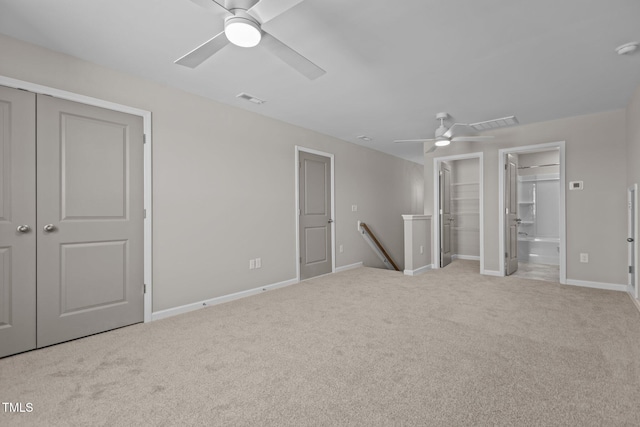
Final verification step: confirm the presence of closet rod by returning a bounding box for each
[517,163,559,170]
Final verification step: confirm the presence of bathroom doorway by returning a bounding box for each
[498,142,566,284]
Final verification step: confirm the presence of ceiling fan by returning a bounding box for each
[394,112,518,153]
[175,0,325,80]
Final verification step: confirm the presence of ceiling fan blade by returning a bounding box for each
[247,0,305,24]
[394,138,436,144]
[175,31,230,68]
[442,123,475,139]
[426,145,438,153]
[450,135,495,142]
[260,32,325,80]
[189,0,232,14]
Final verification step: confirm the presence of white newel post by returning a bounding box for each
[402,215,432,276]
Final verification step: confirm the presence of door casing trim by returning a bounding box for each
[498,141,566,284]
[295,146,335,281]
[433,152,484,273]
[628,183,639,298]
[0,75,153,322]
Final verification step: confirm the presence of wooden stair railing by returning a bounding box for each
[359,222,400,271]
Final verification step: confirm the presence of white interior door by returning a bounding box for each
[505,153,519,275]
[629,184,638,299]
[36,94,144,348]
[440,161,452,267]
[299,151,332,280]
[0,86,36,358]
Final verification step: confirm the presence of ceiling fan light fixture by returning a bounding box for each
[615,42,638,55]
[435,138,450,147]
[225,15,262,48]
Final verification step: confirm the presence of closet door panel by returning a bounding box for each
[36,94,144,348]
[0,86,36,358]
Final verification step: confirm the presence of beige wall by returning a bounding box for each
[0,34,423,312]
[426,109,628,285]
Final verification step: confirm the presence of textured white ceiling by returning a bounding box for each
[1,0,639,164]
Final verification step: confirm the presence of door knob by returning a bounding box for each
[17,225,31,233]
[515,218,522,224]
[43,224,56,233]
[629,238,635,243]
[328,219,334,224]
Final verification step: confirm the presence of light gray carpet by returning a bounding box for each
[2,260,640,426]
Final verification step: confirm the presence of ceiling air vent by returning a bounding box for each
[470,116,518,131]
[236,92,265,105]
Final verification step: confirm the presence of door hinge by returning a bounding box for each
[143,134,147,144]
[630,266,634,274]
[143,284,147,293]
[505,164,507,170]
[143,209,147,218]
[505,252,508,259]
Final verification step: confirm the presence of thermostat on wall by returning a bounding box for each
[569,181,583,190]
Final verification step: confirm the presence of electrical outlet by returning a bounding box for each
[255,258,261,268]
[249,259,255,269]
[351,205,358,212]
[420,245,424,254]
[339,244,344,253]
[569,181,584,190]
[580,253,589,263]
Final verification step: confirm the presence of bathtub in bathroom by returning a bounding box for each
[517,236,559,265]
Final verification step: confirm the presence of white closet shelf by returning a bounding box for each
[518,236,559,243]
[518,176,559,183]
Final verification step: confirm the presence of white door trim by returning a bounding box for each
[432,152,484,273]
[628,184,639,298]
[498,141,566,284]
[295,146,335,281]
[0,75,154,322]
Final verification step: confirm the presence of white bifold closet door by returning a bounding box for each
[0,86,144,358]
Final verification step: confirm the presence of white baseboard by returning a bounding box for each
[404,264,434,276]
[151,277,298,321]
[452,255,480,261]
[335,262,363,273]
[565,279,627,292]
[482,269,503,277]
[628,293,640,313]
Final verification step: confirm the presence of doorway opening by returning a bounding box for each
[498,142,566,284]
[433,152,484,272]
